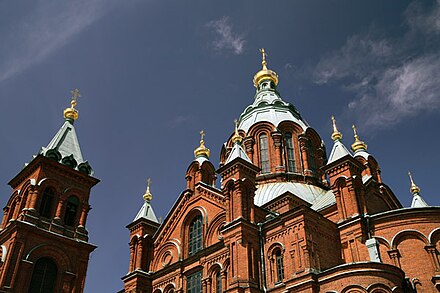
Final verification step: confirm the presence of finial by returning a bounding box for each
[260,48,268,70]
[63,88,80,122]
[143,178,153,202]
[232,119,243,144]
[194,130,210,158]
[408,171,421,195]
[331,116,342,141]
[351,124,367,152]
[253,48,279,88]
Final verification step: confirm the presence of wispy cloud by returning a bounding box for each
[206,16,245,55]
[0,1,116,83]
[313,0,440,130]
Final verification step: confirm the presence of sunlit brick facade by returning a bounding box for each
[123,54,440,293]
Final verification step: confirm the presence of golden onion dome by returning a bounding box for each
[331,116,343,141]
[408,171,421,195]
[253,48,279,88]
[143,178,153,202]
[351,125,367,152]
[194,130,210,158]
[64,89,80,121]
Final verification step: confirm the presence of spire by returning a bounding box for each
[134,178,159,222]
[194,130,210,159]
[226,120,252,165]
[327,116,351,164]
[331,116,342,141]
[64,89,80,123]
[408,171,429,208]
[38,89,93,175]
[231,119,243,144]
[253,48,279,88]
[408,171,421,195]
[143,178,153,202]
[351,125,367,153]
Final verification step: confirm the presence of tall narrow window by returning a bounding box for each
[259,134,270,173]
[307,140,316,173]
[64,196,79,227]
[28,258,57,293]
[187,271,202,293]
[215,271,222,293]
[285,133,296,173]
[188,215,203,256]
[39,188,54,218]
[275,249,284,283]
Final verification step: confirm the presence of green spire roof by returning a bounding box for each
[39,119,93,176]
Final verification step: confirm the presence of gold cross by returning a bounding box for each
[147,178,151,189]
[70,89,81,101]
[200,130,205,141]
[260,48,267,63]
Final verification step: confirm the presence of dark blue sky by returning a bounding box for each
[1,1,439,292]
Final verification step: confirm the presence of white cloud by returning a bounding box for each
[0,1,116,83]
[312,1,440,130]
[206,16,245,55]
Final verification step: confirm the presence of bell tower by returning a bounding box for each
[0,90,99,293]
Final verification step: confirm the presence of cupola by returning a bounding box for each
[253,48,279,89]
[351,125,367,153]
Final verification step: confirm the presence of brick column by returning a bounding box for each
[54,199,65,220]
[78,205,89,227]
[28,189,39,211]
[129,243,136,272]
[135,239,144,270]
[271,131,284,172]
[388,250,401,268]
[425,245,440,272]
[299,137,311,176]
[243,137,255,163]
[221,270,227,291]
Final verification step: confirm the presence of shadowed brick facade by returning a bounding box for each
[0,96,99,292]
[122,54,440,293]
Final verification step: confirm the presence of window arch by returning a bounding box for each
[28,257,58,293]
[285,132,296,172]
[259,134,270,173]
[188,215,203,256]
[39,188,55,218]
[64,196,79,227]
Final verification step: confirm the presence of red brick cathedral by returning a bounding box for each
[122,51,440,293]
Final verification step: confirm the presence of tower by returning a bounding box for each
[0,90,99,292]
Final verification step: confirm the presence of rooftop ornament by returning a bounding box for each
[64,88,80,122]
[194,130,210,159]
[143,178,153,202]
[253,48,279,88]
[351,125,367,152]
[408,171,421,195]
[331,116,342,141]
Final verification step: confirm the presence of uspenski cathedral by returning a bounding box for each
[0,50,439,293]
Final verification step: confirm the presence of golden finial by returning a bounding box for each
[331,116,343,141]
[194,130,210,158]
[408,171,421,195]
[232,119,243,144]
[253,48,279,87]
[351,124,367,152]
[63,89,80,121]
[260,48,268,70]
[143,178,153,202]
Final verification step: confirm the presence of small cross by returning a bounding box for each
[200,130,205,141]
[234,119,238,130]
[70,89,81,101]
[147,178,151,189]
[352,125,358,136]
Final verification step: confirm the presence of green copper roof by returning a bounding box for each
[39,119,93,176]
[134,201,159,223]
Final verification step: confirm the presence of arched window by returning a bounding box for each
[28,257,57,293]
[215,271,222,293]
[188,215,203,256]
[64,196,79,227]
[275,249,284,283]
[259,134,270,173]
[39,188,55,218]
[187,271,202,293]
[285,133,296,172]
